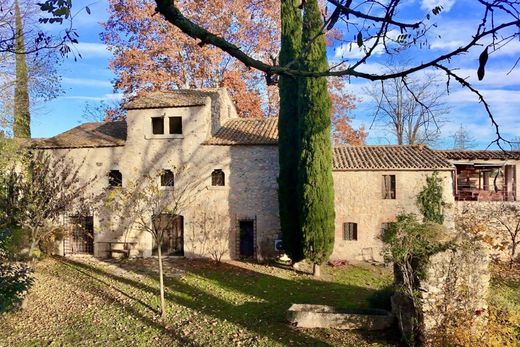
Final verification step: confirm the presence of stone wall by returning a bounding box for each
[421,242,490,345]
[331,170,455,262]
[392,240,490,346]
[456,201,519,262]
[43,90,282,261]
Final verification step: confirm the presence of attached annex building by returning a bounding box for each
[32,89,520,262]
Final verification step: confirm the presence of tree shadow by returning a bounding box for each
[58,257,201,346]
[60,257,398,346]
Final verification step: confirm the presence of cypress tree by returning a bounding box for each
[278,0,303,262]
[13,0,31,138]
[298,0,335,276]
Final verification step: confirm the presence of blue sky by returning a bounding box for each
[31,0,520,149]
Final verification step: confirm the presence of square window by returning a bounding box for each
[152,117,164,135]
[169,117,182,135]
[382,175,396,199]
[161,170,174,187]
[108,170,122,187]
[343,223,358,241]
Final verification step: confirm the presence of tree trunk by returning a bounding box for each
[157,245,166,317]
[13,0,31,139]
[510,237,517,269]
[313,263,320,277]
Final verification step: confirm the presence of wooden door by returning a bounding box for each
[153,214,184,256]
[239,220,255,258]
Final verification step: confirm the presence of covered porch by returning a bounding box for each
[453,163,516,201]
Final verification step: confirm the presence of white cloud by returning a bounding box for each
[334,31,400,60]
[60,93,123,102]
[74,42,112,59]
[62,77,112,88]
[421,0,456,13]
[446,88,520,104]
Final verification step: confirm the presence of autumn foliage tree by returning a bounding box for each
[102,0,279,118]
[102,0,364,139]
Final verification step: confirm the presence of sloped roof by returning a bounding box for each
[204,117,278,145]
[435,150,520,161]
[30,117,457,171]
[123,90,218,109]
[333,145,453,171]
[31,121,126,149]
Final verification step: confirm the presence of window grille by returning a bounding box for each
[343,222,358,240]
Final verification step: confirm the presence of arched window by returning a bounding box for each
[211,169,225,186]
[161,169,174,187]
[108,170,122,187]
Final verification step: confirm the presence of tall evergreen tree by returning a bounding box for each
[278,0,303,262]
[13,0,30,138]
[298,0,335,276]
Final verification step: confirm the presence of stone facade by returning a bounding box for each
[41,90,281,261]
[331,170,454,262]
[35,88,518,264]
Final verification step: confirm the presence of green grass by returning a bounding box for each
[0,257,397,346]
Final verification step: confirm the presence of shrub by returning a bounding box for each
[0,229,33,313]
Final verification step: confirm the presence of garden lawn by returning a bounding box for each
[0,257,396,347]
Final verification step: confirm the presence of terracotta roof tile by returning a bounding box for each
[435,150,520,161]
[204,117,278,145]
[31,121,126,149]
[30,117,471,171]
[333,145,453,170]
[123,90,220,109]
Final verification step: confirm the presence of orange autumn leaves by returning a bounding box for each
[102,0,366,144]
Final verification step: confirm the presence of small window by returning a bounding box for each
[161,170,174,187]
[152,117,164,135]
[211,169,225,186]
[169,117,182,134]
[108,170,122,187]
[343,223,358,241]
[382,175,396,199]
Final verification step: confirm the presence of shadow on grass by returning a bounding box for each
[58,258,200,347]
[59,257,397,346]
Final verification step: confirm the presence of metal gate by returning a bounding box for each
[64,216,94,255]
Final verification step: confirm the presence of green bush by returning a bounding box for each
[0,229,33,313]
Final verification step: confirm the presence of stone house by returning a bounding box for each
[31,89,520,262]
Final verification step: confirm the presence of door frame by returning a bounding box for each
[236,217,256,259]
[64,215,94,255]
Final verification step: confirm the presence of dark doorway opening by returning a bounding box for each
[239,220,255,259]
[65,216,94,255]
[153,214,184,256]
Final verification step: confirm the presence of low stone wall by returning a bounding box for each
[287,304,394,330]
[421,243,490,345]
[392,240,490,346]
[456,201,518,262]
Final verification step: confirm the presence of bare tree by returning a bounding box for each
[138,0,520,147]
[0,0,90,57]
[104,166,200,317]
[367,68,448,145]
[491,203,520,269]
[187,205,230,263]
[81,100,126,123]
[452,124,477,150]
[0,151,94,256]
